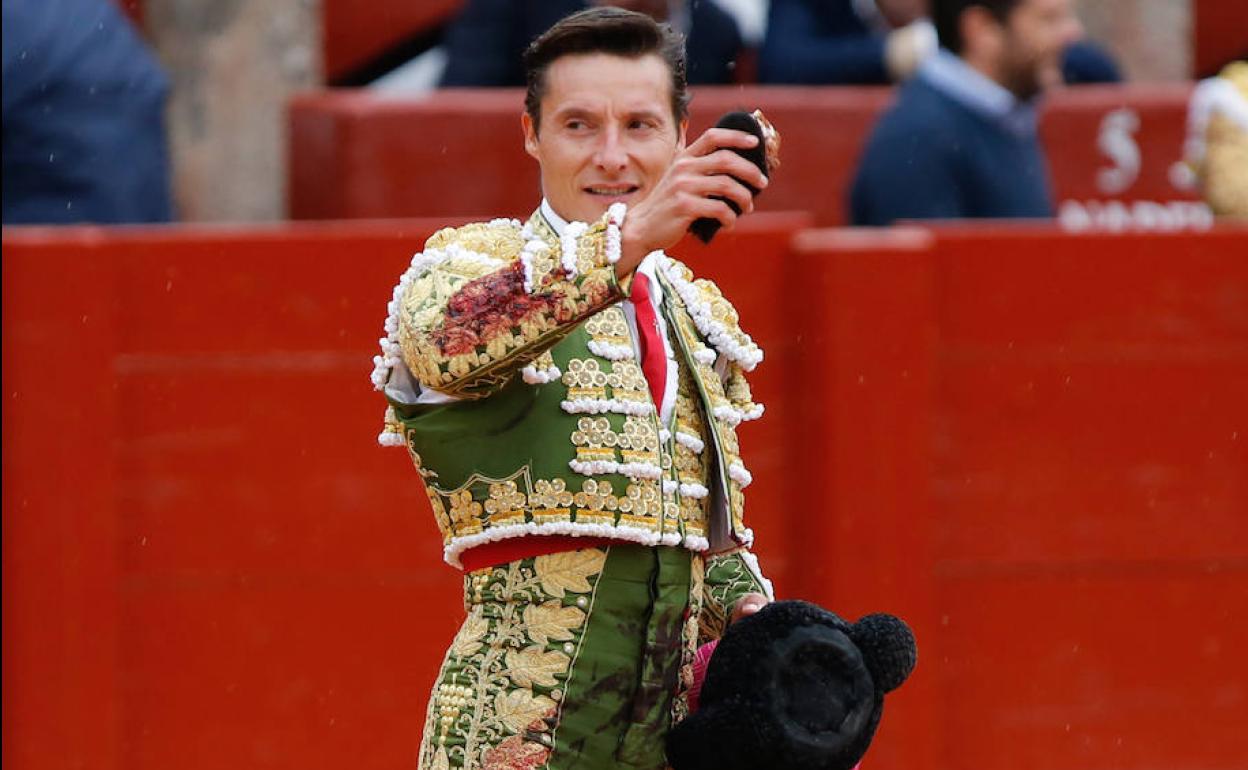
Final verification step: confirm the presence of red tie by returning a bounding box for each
[630,272,666,408]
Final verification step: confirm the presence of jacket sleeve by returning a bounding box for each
[699,547,775,645]
[372,208,627,405]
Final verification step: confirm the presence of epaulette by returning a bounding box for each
[424,218,525,258]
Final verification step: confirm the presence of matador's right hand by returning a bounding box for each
[617,128,768,276]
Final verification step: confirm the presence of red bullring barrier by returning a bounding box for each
[788,224,1248,770]
[289,84,1203,228]
[4,219,1246,770]
[1,215,803,770]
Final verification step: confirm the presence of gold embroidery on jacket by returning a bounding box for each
[531,479,574,523]
[427,473,675,542]
[584,306,631,349]
[531,349,557,374]
[449,490,485,535]
[699,551,769,648]
[673,370,711,536]
[570,416,616,464]
[394,219,759,557]
[605,360,650,405]
[573,478,619,512]
[618,415,660,466]
[485,480,529,528]
[562,358,609,399]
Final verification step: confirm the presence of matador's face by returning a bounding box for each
[522,52,687,224]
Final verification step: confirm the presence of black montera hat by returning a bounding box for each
[667,600,917,770]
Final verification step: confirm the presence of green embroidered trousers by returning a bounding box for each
[417,544,765,770]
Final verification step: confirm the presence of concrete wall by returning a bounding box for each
[146,0,321,221]
[1076,0,1192,82]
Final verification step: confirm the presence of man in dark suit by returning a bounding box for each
[760,0,1118,85]
[2,0,174,224]
[849,0,1085,225]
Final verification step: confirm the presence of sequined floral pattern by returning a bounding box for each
[418,549,609,770]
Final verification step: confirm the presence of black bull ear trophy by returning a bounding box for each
[689,109,782,244]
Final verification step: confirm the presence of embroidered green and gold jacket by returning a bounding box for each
[372,206,766,570]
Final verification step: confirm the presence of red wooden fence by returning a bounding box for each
[289,85,1205,229]
[4,218,1246,769]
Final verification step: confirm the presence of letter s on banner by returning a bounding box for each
[1096,108,1141,195]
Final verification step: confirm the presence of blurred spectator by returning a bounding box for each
[848,0,1083,226]
[2,0,174,225]
[440,0,744,87]
[760,0,1119,85]
[761,0,937,83]
[1060,37,1120,85]
[1183,60,1248,220]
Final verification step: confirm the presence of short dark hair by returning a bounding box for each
[932,0,1023,54]
[523,7,690,132]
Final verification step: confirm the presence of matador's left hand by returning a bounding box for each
[730,592,770,624]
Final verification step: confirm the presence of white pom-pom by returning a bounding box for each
[521,364,563,384]
[728,462,753,489]
[675,431,705,454]
[377,431,405,447]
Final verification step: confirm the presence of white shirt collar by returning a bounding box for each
[920,49,1038,136]
[539,198,569,236]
